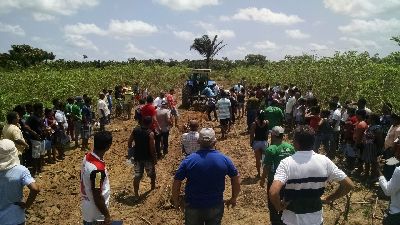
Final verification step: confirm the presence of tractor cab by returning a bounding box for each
[182,69,216,107]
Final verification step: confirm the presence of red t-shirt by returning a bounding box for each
[166,94,176,108]
[309,115,321,131]
[141,103,157,129]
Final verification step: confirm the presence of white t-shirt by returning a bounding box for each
[285,97,296,114]
[182,131,200,155]
[81,152,110,222]
[216,98,231,120]
[379,167,400,214]
[55,110,68,130]
[153,97,165,109]
[330,108,342,132]
[97,99,110,118]
[274,151,347,225]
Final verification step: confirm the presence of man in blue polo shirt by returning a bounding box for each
[172,128,241,225]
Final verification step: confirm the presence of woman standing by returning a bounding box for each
[250,114,269,178]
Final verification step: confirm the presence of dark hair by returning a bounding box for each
[6,111,18,124]
[13,104,26,116]
[44,108,52,115]
[139,99,146,104]
[320,110,330,118]
[67,97,74,104]
[293,125,315,150]
[329,101,338,110]
[142,116,152,126]
[356,109,367,119]
[240,88,246,94]
[33,102,43,112]
[310,106,321,114]
[146,95,154,103]
[52,98,60,106]
[347,107,356,116]
[368,113,380,125]
[84,97,92,105]
[94,131,113,151]
[358,97,367,106]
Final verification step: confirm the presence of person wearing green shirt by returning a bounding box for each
[260,126,295,225]
[71,97,83,148]
[263,99,284,130]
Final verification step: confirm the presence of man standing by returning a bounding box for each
[260,126,295,225]
[383,112,400,180]
[216,91,231,139]
[263,99,284,130]
[181,120,200,156]
[379,137,400,225]
[127,116,157,198]
[155,101,172,157]
[329,102,342,158]
[80,131,113,225]
[0,139,40,225]
[269,125,354,225]
[166,89,178,127]
[285,89,296,129]
[172,128,241,225]
[141,96,161,135]
[98,93,110,132]
[2,112,29,156]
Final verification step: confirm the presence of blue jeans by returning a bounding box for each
[185,203,224,225]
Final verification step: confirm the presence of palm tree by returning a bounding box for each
[190,35,226,68]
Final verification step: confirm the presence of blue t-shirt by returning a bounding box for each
[0,165,35,225]
[202,87,215,97]
[175,149,238,208]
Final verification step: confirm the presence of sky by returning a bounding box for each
[0,0,399,61]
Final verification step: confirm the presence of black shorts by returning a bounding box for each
[220,118,230,126]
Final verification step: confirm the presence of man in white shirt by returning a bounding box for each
[329,102,342,158]
[379,137,400,225]
[181,120,200,155]
[269,125,354,225]
[153,92,165,109]
[285,89,296,128]
[98,93,110,131]
[216,91,231,139]
[81,131,113,225]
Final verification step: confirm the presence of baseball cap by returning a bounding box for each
[271,126,285,136]
[199,128,216,142]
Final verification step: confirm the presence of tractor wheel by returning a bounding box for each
[181,85,191,108]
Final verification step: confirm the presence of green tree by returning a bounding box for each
[244,54,267,66]
[190,35,226,68]
[1,44,55,68]
[391,35,400,46]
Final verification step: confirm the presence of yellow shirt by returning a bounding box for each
[2,124,26,154]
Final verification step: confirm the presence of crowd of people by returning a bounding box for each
[1,80,400,225]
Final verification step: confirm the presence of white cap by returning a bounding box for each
[199,128,216,142]
[271,126,285,136]
[0,139,20,171]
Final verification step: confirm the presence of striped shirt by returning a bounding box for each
[182,131,200,155]
[274,150,347,225]
[216,98,231,120]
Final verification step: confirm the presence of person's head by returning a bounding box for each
[52,98,60,108]
[307,85,312,91]
[75,96,84,106]
[169,89,175,95]
[368,113,380,125]
[84,97,92,106]
[44,108,53,117]
[332,95,339,103]
[189,120,199,132]
[298,98,306,106]
[67,97,74,104]
[198,128,216,149]
[146,95,154,104]
[161,100,168,108]
[293,125,315,151]
[83,94,88,100]
[320,110,330,119]
[310,106,321,115]
[283,85,289,91]
[33,102,44,117]
[108,90,113,95]
[6,111,19,125]
[220,91,227,98]
[357,97,367,109]
[102,89,107,94]
[307,97,318,107]
[142,116,153,128]
[139,99,146,105]
[13,105,26,117]
[382,102,393,115]
[356,109,367,121]
[294,92,301,99]
[271,126,284,143]
[0,139,20,171]
[159,91,165,98]
[391,112,400,125]
[347,107,356,117]
[329,101,338,110]
[93,131,113,154]
[99,93,105,100]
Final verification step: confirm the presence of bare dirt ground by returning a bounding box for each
[26,94,391,225]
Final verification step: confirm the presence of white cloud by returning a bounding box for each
[226,7,304,25]
[338,18,400,35]
[126,43,169,59]
[254,40,279,51]
[65,34,98,51]
[173,31,196,41]
[32,12,55,21]
[285,29,310,39]
[108,20,158,38]
[154,0,219,11]
[0,22,25,36]
[64,23,106,36]
[340,37,380,49]
[309,43,328,50]
[323,0,400,18]
[126,43,148,57]
[206,29,235,39]
[0,0,99,17]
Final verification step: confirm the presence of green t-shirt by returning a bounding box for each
[71,104,82,121]
[263,106,284,129]
[263,142,295,181]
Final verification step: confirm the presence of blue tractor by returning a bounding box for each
[182,69,216,107]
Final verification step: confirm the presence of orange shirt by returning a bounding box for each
[353,120,368,144]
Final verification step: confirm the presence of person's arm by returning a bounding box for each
[321,177,354,204]
[91,171,111,225]
[16,182,40,210]
[149,132,157,164]
[225,175,241,208]
[128,130,135,149]
[379,168,400,196]
[249,122,256,146]
[172,179,182,210]
[269,180,287,211]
